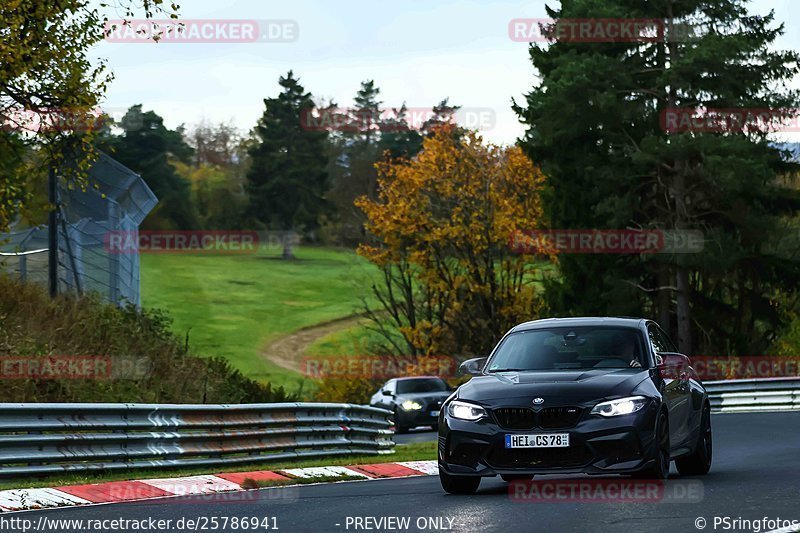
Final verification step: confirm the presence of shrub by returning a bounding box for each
[0,274,296,403]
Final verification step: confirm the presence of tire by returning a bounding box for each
[676,403,712,476]
[439,467,481,494]
[501,474,534,482]
[635,411,670,479]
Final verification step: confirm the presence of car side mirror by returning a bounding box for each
[382,389,393,397]
[459,357,488,376]
[657,352,690,380]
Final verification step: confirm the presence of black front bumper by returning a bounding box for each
[438,401,660,477]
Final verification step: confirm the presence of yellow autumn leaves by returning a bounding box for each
[356,126,553,356]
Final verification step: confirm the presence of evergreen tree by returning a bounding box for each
[327,80,384,245]
[515,0,800,354]
[422,98,462,136]
[379,104,423,159]
[246,71,329,258]
[101,105,198,230]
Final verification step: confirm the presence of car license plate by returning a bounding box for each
[431,410,440,417]
[505,433,570,448]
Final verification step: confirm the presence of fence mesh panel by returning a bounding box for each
[0,153,157,307]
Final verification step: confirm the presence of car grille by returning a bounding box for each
[539,406,582,429]
[493,408,536,430]
[493,406,583,430]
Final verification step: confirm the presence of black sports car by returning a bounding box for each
[370,376,451,433]
[438,317,712,494]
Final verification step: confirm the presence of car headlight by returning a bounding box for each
[447,400,487,421]
[401,400,423,411]
[590,396,648,417]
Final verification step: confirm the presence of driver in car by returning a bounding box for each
[613,332,642,368]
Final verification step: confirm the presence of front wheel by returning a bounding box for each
[676,403,712,476]
[439,467,480,494]
[635,411,670,479]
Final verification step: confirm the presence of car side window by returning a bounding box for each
[656,326,678,353]
[383,380,396,394]
[647,324,667,354]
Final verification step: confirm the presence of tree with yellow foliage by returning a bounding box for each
[356,126,553,357]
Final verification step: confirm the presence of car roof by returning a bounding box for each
[394,376,442,381]
[510,316,648,333]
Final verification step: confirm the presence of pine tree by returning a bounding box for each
[378,104,423,159]
[247,71,329,258]
[421,98,462,136]
[102,105,198,230]
[327,81,385,244]
[515,0,800,354]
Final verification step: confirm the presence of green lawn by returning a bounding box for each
[140,247,556,392]
[306,260,559,357]
[141,247,378,390]
[305,322,391,356]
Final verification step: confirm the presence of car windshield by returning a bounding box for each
[396,378,449,394]
[487,327,646,372]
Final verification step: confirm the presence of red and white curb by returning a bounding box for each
[0,460,438,513]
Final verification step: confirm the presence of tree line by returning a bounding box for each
[72,74,462,258]
[2,0,800,363]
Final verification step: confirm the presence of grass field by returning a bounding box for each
[305,322,390,356]
[305,261,559,357]
[141,246,378,391]
[140,245,558,393]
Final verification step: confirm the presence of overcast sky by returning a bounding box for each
[94,0,800,145]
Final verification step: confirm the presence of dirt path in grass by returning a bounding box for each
[261,314,367,373]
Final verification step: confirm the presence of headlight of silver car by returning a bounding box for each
[590,396,648,417]
[447,400,487,421]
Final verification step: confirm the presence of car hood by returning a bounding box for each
[458,369,649,404]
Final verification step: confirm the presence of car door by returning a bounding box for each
[655,325,703,446]
[648,323,692,450]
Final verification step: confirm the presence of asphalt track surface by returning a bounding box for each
[395,427,438,444]
[10,412,800,533]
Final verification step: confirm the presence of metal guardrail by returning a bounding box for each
[0,403,394,477]
[704,378,800,413]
